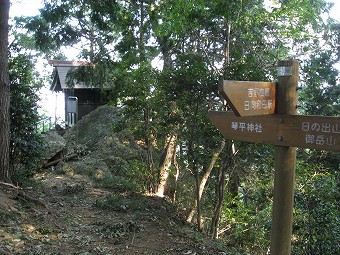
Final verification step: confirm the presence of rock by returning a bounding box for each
[57,156,112,180]
[62,105,147,173]
[63,105,120,149]
[41,131,66,163]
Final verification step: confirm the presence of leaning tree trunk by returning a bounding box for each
[211,157,228,239]
[187,139,226,223]
[156,133,177,197]
[211,142,237,239]
[0,0,11,182]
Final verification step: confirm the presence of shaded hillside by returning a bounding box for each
[0,171,227,255]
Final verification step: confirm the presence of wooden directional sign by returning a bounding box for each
[208,111,340,152]
[219,80,276,117]
[212,61,337,255]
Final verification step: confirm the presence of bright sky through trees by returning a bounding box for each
[9,0,340,123]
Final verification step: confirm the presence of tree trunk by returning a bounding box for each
[211,157,228,239]
[156,133,177,197]
[0,0,10,182]
[195,162,201,231]
[172,146,180,202]
[150,2,177,198]
[228,167,240,208]
[186,100,202,230]
[211,142,237,239]
[224,23,231,66]
[187,139,226,222]
[144,106,155,193]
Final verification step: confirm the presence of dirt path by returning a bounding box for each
[0,172,224,255]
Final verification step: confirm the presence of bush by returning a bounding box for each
[94,175,138,192]
[95,194,147,212]
[9,54,45,184]
[293,163,339,255]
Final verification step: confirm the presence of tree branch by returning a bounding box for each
[0,181,21,190]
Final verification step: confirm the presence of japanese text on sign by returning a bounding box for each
[244,88,273,111]
[301,122,339,147]
[231,121,263,133]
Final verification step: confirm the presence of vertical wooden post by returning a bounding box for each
[270,60,299,255]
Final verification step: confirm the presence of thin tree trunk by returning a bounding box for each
[139,0,145,61]
[172,146,180,202]
[156,133,177,197]
[211,157,228,239]
[211,142,237,239]
[210,20,234,238]
[228,167,240,208]
[187,100,201,231]
[187,139,226,223]
[195,163,201,231]
[144,106,154,193]
[138,1,154,192]
[225,23,231,66]
[0,0,11,182]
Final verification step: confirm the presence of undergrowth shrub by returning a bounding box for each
[9,54,45,184]
[94,175,138,192]
[293,163,339,255]
[95,194,147,212]
[120,159,151,192]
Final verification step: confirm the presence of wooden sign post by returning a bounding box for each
[208,60,339,255]
[271,60,298,255]
[208,112,339,151]
[219,80,276,116]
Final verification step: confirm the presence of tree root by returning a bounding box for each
[16,191,56,215]
[0,181,21,190]
[16,191,47,208]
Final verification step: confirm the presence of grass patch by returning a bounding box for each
[93,175,138,192]
[95,194,147,212]
[62,183,85,195]
[0,207,16,224]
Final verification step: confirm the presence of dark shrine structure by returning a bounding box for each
[48,60,108,126]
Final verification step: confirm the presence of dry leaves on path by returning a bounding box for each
[0,172,225,255]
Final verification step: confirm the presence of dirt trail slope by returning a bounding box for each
[0,172,224,255]
[1,105,226,254]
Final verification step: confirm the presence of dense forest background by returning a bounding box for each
[3,0,339,254]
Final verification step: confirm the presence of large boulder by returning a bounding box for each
[63,105,120,149]
[41,131,66,163]
[61,105,147,174]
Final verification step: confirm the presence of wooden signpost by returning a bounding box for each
[208,60,339,255]
[208,112,339,151]
[219,80,276,117]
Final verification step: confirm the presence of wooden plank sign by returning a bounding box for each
[219,80,276,117]
[211,61,338,255]
[208,111,340,152]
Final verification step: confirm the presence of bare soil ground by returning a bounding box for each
[0,171,225,255]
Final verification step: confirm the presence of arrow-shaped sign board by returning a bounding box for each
[208,111,340,152]
[219,80,276,117]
